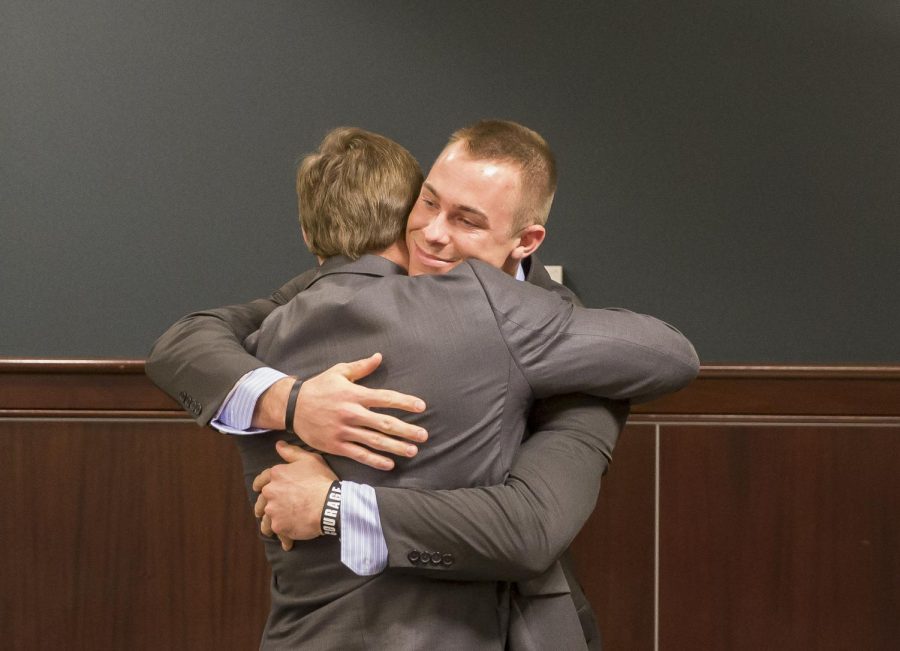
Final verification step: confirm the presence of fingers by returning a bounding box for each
[359,386,427,415]
[259,506,294,550]
[275,440,310,463]
[339,354,428,414]
[336,441,396,470]
[260,513,273,537]
[252,467,272,492]
[292,353,429,466]
[346,425,420,457]
[341,352,383,382]
[254,492,267,518]
[275,440,333,470]
[344,404,428,444]
[262,514,295,552]
[271,441,338,480]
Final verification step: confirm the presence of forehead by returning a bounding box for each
[425,144,521,218]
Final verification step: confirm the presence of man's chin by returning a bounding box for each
[409,261,459,276]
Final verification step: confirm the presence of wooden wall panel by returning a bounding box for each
[658,425,900,651]
[2,361,899,650]
[0,361,177,413]
[1,419,270,651]
[633,366,900,419]
[572,424,656,651]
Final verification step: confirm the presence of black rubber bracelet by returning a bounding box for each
[321,480,342,537]
[284,379,303,435]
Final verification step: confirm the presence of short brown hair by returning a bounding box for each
[448,120,557,232]
[297,127,423,259]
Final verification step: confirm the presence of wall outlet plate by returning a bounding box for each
[545,265,564,284]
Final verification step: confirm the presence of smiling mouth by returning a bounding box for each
[413,243,455,266]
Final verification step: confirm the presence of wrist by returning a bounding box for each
[252,376,297,429]
[285,379,303,435]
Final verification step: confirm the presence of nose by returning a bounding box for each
[422,213,450,245]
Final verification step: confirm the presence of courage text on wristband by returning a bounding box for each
[321,480,342,537]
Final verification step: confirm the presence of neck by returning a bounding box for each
[374,240,409,271]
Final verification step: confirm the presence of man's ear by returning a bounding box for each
[301,225,310,250]
[510,224,546,261]
[301,226,326,264]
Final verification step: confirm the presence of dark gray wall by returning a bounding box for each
[3,1,898,362]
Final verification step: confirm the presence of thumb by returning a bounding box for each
[342,352,383,382]
[275,439,309,463]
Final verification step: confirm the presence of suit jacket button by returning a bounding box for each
[430,552,443,564]
[407,550,420,564]
[442,553,454,566]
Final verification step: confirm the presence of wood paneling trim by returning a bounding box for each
[3,360,896,378]
[694,365,900,379]
[633,373,900,417]
[0,410,192,420]
[0,359,177,412]
[0,358,145,373]
[630,414,900,425]
[2,360,899,417]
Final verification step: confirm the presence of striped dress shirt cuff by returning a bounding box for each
[211,367,289,434]
[340,481,389,576]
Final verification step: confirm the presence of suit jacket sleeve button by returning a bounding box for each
[407,550,420,564]
[430,552,443,564]
[442,553,454,566]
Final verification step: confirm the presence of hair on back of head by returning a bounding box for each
[297,127,423,259]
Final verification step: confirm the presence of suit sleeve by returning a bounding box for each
[144,270,314,425]
[376,394,627,580]
[470,260,700,404]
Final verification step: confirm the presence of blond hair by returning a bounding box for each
[297,127,423,259]
[448,120,557,233]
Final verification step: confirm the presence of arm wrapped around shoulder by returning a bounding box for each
[145,270,314,424]
[516,303,699,404]
[470,260,700,404]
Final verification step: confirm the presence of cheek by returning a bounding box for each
[479,236,518,265]
[405,215,422,233]
[406,204,429,231]
[452,232,497,262]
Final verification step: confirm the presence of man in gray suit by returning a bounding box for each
[220,126,696,648]
[148,119,696,642]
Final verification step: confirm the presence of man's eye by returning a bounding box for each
[422,198,437,208]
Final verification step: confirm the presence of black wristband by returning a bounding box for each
[284,379,303,435]
[321,480,342,537]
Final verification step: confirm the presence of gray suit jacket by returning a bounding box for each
[145,254,696,649]
[229,254,697,648]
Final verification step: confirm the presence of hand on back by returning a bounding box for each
[253,353,428,470]
[253,441,337,550]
